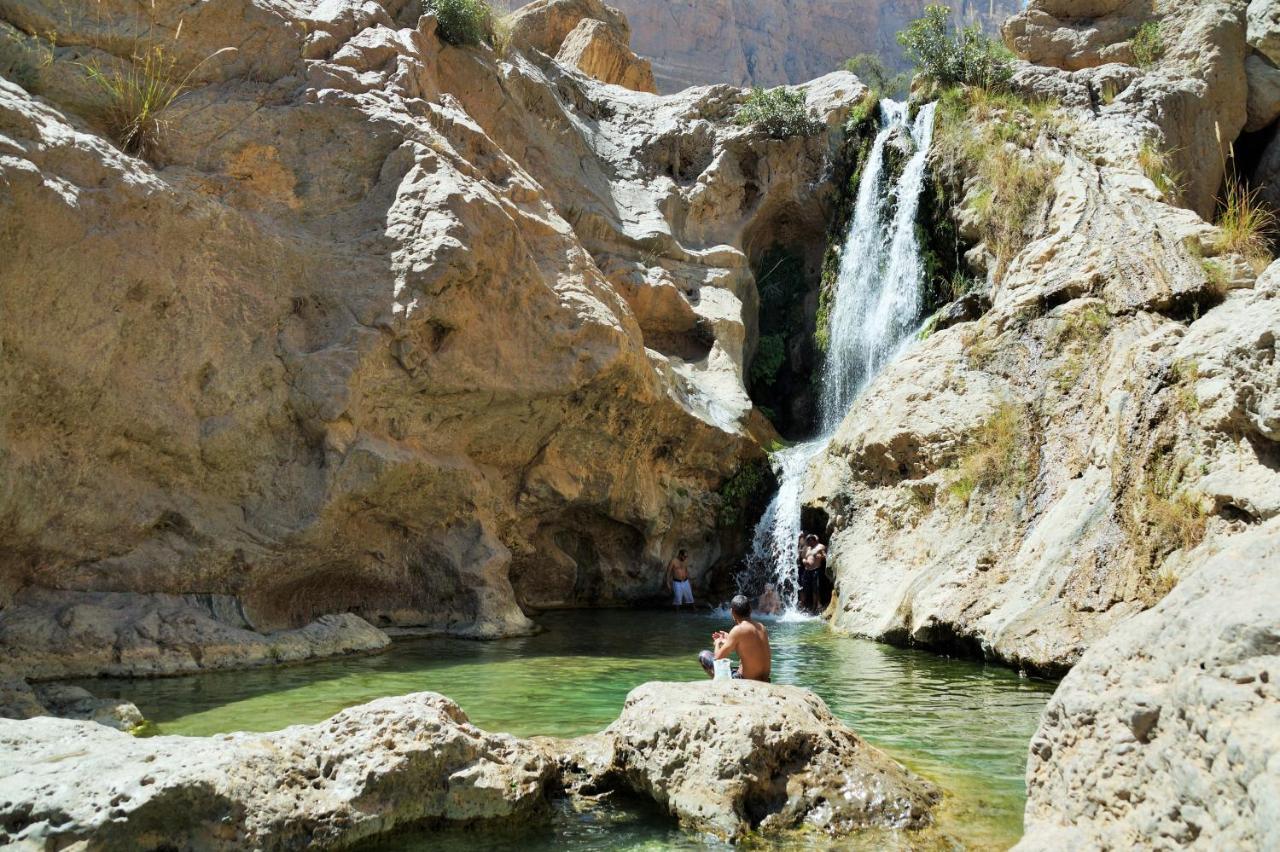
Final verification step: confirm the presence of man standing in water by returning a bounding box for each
[698,595,771,681]
[799,534,826,613]
[665,548,694,608]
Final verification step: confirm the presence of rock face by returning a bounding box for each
[508,0,655,92]
[805,0,1274,674]
[0,0,864,672]
[555,18,657,93]
[0,678,146,731]
[502,0,1020,93]
[0,693,557,850]
[0,588,390,680]
[0,683,937,848]
[561,681,939,841]
[1017,519,1280,851]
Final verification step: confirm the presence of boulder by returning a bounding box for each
[555,18,657,93]
[1246,52,1280,132]
[565,680,939,841]
[0,588,390,680]
[507,0,632,55]
[1249,0,1280,65]
[0,693,557,850]
[28,683,146,731]
[1017,519,1280,850]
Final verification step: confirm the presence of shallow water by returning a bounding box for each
[80,610,1055,850]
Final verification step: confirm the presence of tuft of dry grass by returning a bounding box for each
[1215,180,1277,273]
[1138,140,1181,202]
[947,401,1034,506]
[934,86,1064,282]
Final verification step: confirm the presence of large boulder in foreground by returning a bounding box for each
[0,693,555,850]
[564,681,939,841]
[1017,519,1280,851]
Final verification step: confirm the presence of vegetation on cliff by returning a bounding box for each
[734,86,822,139]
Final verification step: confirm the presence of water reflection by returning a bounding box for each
[79,610,1054,849]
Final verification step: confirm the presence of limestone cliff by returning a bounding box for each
[0,0,864,676]
[805,0,1276,675]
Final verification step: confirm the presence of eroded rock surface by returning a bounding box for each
[1017,520,1280,851]
[0,693,556,850]
[0,682,937,848]
[0,589,390,680]
[0,0,863,671]
[805,0,1275,674]
[561,680,938,840]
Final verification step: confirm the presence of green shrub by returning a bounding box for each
[750,334,787,389]
[427,0,492,46]
[842,52,911,98]
[1131,20,1164,68]
[932,87,1063,281]
[734,86,822,139]
[898,4,1013,91]
[718,459,770,527]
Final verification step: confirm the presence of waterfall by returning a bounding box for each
[741,100,938,615]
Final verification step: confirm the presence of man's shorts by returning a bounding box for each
[799,569,819,596]
[672,579,694,605]
[698,649,740,678]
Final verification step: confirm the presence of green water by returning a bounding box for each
[81,610,1055,850]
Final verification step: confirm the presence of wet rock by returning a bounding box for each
[933,292,993,332]
[0,692,556,850]
[1017,519,1280,851]
[568,680,939,841]
[0,589,390,680]
[28,683,146,731]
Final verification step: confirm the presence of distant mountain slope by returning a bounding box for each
[553,0,1022,93]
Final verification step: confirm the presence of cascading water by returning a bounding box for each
[741,100,938,615]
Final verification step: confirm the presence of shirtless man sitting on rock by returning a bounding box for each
[698,595,771,682]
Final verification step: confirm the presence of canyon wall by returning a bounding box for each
[0,0,864,676]
[806,0,1273,675]
[501,0,1021,93]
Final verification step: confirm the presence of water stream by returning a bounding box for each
[744,100,938,610]
[80,610,1054,850]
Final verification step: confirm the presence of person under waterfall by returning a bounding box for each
[799,534,826,613]
[698,595,772,681]
[665,549,694,608]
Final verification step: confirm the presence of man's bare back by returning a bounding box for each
[716,619,771,681]
[700,594,771,682]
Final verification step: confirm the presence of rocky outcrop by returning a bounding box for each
[0,678,146,731]
[507,0,655,92]
[501,0,1019,94]
[1017,519,1280,851]
[0,683,937,848]
[0,0,864,672]
[1004,0,1247,219]
[0,692,557,850]
[805,0,1274,674]
[0,589,390,680]
[555,18,657,93]
[561,680,939,841]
